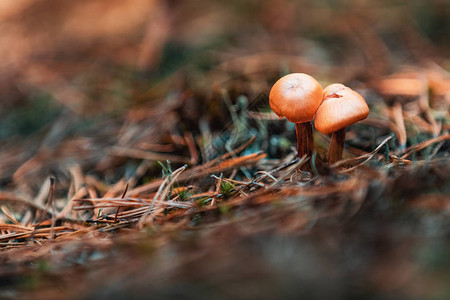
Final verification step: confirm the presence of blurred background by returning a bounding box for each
[0,1,449,299]
[1,0,448,184]
[0,0,448,113]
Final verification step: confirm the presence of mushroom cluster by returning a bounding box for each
[269,73,369,168]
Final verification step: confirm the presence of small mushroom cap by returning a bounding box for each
[323,83,346,97]
[315,84,369,134]
[269,73,323,123]
[376,78,425,97]
[426,70,450,97]
[373,72,427,98]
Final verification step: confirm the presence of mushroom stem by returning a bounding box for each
[392,101,407,151]
[295,122,314,166]
[328,127,346,164]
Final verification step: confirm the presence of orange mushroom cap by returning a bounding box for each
[322,83,347,97]
[315,84,369,134]
[269,73,323,123]
[374,72,426,98]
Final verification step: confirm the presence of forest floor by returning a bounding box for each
[0,1,449,299]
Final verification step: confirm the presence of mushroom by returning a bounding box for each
[314,83,369,164]
[269,73,323,167]
[372,71,429,149]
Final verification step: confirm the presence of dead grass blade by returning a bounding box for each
[331,136,392,172]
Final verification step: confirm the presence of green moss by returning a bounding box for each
[220,181,235,198]
[176,188,191,201]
